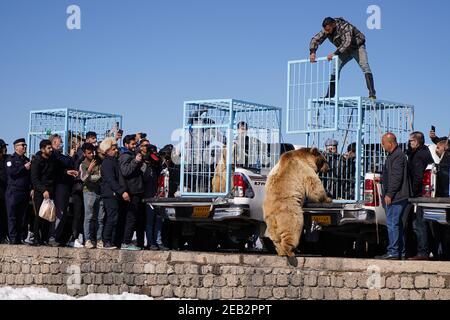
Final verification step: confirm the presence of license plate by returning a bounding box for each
[312,215,332,226]
[192,206,211,218]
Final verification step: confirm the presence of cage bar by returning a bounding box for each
[28,108,123,156]
[180,99,282,197]
[287,57,414,202]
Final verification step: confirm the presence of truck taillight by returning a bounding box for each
[364,179,379,207]
[422,169,432,197]
[233,173,254,198]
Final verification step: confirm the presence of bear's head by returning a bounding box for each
[308,147,329,173]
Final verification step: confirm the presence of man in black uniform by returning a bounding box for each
[5,138,32,245]
[0,139,9,243]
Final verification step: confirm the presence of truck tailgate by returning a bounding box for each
[144,197,219,207]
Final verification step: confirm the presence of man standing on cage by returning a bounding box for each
[309,17,376,100]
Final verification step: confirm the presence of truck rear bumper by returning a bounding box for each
[163,205,251,222]
[303,203,377,227]
[144,197,251,222]
[409,198,450,225]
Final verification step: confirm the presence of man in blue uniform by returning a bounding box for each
[5,138,32,244]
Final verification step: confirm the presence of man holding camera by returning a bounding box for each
[118,134,144,251]
[138,139,166,250]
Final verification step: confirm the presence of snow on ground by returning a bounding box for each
[0,286,153,300]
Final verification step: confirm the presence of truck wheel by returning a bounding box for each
[318,233,349,257]
[262,237,277,254]
[218,234,247,252]
[190,229,219,252]
[163,221,186,251]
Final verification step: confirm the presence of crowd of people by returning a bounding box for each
[0,126,449,259]
[0,131,176,251]
[377,130,449,260]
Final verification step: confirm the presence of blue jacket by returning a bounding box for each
[5,152,31,196]
[101,155,127,199]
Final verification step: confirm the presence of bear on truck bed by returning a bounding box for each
[263,148,332,263]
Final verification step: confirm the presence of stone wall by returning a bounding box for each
[0,245,449,300]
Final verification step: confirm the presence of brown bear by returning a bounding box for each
[212,145,237,193]
[263,147,332,262]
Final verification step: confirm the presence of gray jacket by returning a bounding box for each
[382,146,411,204]
[119,150,144,195]
[310,17,366,56]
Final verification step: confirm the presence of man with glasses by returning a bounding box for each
[5,138,32,244]
[404,132,434,260]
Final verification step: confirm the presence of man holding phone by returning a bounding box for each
[430,126,449,145]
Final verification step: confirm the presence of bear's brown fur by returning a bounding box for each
[212,145,236,193]
[263,148,332,258]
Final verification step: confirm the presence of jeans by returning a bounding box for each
[83,191,104,242]
[386,199,408,257]
[103,197,119,246]
[145,206,163,247]
[332,45,372,77]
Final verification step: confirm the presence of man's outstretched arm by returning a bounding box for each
[309,30,327,62]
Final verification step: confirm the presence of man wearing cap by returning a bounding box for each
[5,138,32,244]
[0,139,9,243]
[100,138,130,249]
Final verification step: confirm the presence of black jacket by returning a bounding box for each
[101,155,127,199]
[5,152,31,194]
[407,145,434,198]
[382,146,410,204]
[31,151,55,195]
[142,161,162,199]
[51,150,75,186]
[436,152,450,197]
[119,150,144,195]
[0,157,7,200]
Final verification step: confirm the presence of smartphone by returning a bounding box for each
[431,125,436,132]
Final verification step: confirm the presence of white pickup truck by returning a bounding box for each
[300,145,448,258]
[297,172,388,257]
[146,143,295,252]
[146,145,387,256]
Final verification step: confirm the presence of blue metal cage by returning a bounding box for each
[180,99,282,197]
[287,57,414,202]
[28,108,123,156]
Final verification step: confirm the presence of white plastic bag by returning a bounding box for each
[39,199,56,222]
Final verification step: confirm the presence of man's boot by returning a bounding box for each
[365,73,377,100]
[324,75,336,99]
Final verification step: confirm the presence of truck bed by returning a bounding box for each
[409,197,450,204]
